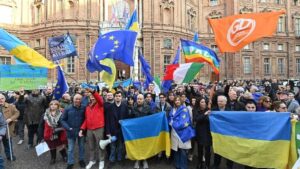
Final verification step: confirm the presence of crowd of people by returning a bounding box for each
[0,78,299,169]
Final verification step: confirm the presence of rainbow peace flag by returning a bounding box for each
[120,112,170,160]
[210,111,291,169]
[181,39,220,74]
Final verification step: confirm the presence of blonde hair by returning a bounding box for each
[49,100,60,109]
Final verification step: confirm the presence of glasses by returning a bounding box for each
[280,106,287,109]
[159,97,165,99]
[264,100,271,103]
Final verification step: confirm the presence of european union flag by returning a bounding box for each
[92,30,137,66]
[86,46,112,74]
[161,46,180,93]
[138,50,153,89]
[53,66,69,100]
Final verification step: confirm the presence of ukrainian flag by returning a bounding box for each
[181,39,220,74]
[120,112,171,160]
[0,28,56,68]
[100,58,116,90]
[209,111,291,169]
[125,9,139,32]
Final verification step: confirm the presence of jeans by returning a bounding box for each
[109,138,124,162]
[27,124,38,146]
[16,120,25,140]
[67,137,85,165]
[2,136,14,159]
[174,148,188,169]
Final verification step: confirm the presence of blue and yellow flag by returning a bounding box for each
[100,58,116,90]
[125,9,139,32]
[120,112,171,160]
[209,111,291,169]
[0,28,56,68]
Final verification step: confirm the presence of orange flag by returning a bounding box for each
[208,10,285,53]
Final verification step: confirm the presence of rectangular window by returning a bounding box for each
[210,0,218,6]
[277,44,283,51]
[275,0,281,4]
[243,57,251,74]
[296,58,300,73]
[35,39,41,48]
[163,55,171,72]
[0,56,11,64]
[296,45,300,52]
[277,16,284,33]
[263,43,270,50]
[66,56,75,73]
[264,58,271,75]
[296,18,300,36]
[278,58,284,74]
[211,45,218,52]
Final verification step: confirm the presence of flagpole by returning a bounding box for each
[133,0,139,81]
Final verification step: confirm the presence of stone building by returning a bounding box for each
[0,0,299,83]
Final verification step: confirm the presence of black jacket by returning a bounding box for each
[105,102,129,138]
[132,103,151,118]
[193,108,211,146]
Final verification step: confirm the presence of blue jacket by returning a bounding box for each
[60,104,85,139]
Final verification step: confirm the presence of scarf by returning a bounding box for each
[44,109,62,128]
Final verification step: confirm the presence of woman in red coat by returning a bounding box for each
[44,100,67,164]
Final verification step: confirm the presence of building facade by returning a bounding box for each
[0,0,299,83]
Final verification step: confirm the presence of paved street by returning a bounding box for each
[4,131,197,169]
[3,129,241,169]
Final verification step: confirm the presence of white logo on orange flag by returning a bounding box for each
[227,19,256,46]
[208,10,285,53]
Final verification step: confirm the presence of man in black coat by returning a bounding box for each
[212,95,234,169]
[105,91,129,165]
[226,90,245,111]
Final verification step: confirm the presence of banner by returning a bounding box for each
[0,65,48,91]
[113,78,132,88]
[48,33,77,61]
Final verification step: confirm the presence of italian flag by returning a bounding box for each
[163,63,204,84]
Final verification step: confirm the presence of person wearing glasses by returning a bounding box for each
[155,93,172,162]
[273,101,288,112]
[257,96,272,112]
[156,93,172,116]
